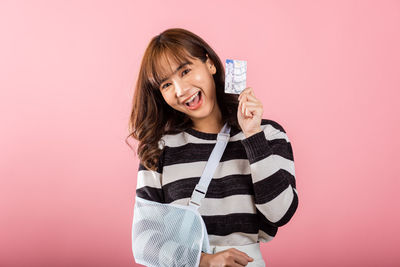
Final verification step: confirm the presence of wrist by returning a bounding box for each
[244,128,262,138]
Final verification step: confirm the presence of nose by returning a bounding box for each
[173,79,190,98]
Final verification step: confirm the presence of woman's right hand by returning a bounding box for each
[199,248,254,267]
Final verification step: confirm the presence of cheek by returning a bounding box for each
[193,71,215,91]
[192,72,203,83]
[161,92,174,106]
[166,97,176,107]
[163,92,183,110]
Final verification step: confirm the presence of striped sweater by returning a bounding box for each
[135,119,298,246]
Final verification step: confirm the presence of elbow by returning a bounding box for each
[256,187,299,228]
[273,190,299,227]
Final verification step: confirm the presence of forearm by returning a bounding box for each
[199,252,210,267]
[241,125,298,226]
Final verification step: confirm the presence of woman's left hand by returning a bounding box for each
[237,87,263,138]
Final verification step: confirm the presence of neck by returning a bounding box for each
[191,104,223,134]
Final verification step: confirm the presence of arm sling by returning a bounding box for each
[132,122,231,267]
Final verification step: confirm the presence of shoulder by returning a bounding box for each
[258,118,291,143]
[157,131,187,150]
[157,129,212,149]
[260,118,287,133]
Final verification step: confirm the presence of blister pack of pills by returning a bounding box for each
[224,59,247,94]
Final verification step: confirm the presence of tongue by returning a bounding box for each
[188,93,200,107]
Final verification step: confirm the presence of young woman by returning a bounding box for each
[127,28,298,267]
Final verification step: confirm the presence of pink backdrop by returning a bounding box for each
[1,0,399,266]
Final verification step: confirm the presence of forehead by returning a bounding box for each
[151,48,198,86]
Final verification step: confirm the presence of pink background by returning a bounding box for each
[1,0,399,266]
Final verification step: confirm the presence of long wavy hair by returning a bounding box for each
[126,28,240,171]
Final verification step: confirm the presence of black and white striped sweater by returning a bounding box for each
[135,119,298,246]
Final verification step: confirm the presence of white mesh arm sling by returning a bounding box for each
[132,123,231,267]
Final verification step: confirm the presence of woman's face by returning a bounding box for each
[158,54,220,124]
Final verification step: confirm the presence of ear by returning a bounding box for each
[206,54,216,75]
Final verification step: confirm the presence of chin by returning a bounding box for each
[190,107,213,120]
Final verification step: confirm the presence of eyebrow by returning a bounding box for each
[159,62,192,85]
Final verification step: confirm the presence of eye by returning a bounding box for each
[182,68,191,76]
[161,82,171,90]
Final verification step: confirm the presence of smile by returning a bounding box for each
[185,91,203,110]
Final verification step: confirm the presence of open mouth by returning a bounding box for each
[185,91,203,110]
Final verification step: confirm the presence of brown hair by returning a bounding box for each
[125,28,240,171]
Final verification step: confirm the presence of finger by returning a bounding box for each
[242,93,259,103]
[231,254,249,266]
[230,248,254,261]
[240,102,261,118]
[239,92,259,105]
[240,101,247,115]
[244,105,263,117]
[243,87,254,95]
[232,262,246,267]
[242,102,262,114]
[241,102,257,115]
[242,87,255,97]
[239,101,244,114]
[239,96,260,112]
[241,102,263,114]
[238,87,254,100]
[247,87,255,97]
[239,103,253,118]
[238,92,248,102]
[244,107,263,117]
[242,101,259,107]
[246,108,251,117]
[238,92,245,101]
[244,104,254,117]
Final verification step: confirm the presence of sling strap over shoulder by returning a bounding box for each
[189,122,231,208]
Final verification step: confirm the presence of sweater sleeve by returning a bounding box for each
[240,120,298,227]
[135,148,165,203]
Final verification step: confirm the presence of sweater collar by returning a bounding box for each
[184,125,241,140]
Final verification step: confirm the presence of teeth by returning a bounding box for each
[185,91,200,104]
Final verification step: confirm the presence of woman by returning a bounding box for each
[127,28,298,266]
